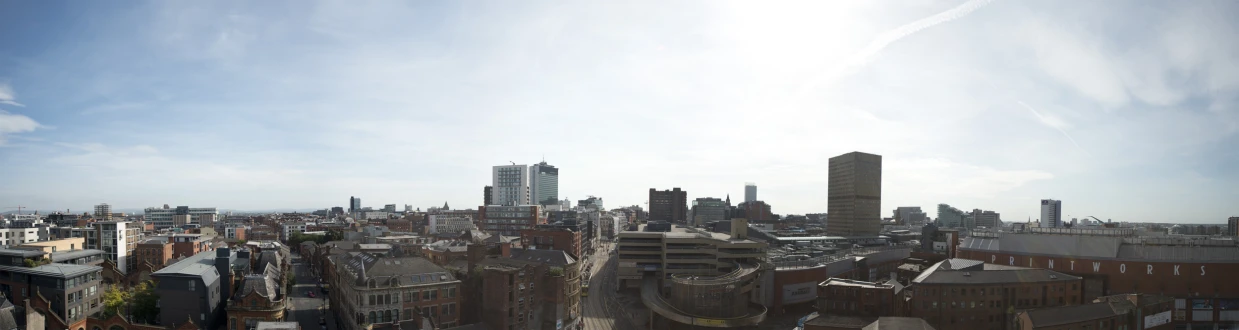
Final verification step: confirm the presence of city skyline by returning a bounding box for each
[1,1,1237,223]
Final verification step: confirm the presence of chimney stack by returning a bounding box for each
[500,242,512,258]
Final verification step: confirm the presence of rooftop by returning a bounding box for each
[0,263,101,277]
[624,224,763,244]
[912,258,1080,285]
[509,248,575,266]
[254,322,299,330]
[1021,300,1130,327]
[152,249,224,284]
[862,317,936,330]
[48,249,104,262]
[344,254,457,283]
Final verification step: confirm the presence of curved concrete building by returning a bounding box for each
[617,219,768,328]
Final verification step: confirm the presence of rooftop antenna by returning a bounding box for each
[510,161,515,165]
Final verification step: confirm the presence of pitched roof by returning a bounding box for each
[235,274,279,300]
[509,248,575,266]
[912,258,1079,285]
[0,297,16,330]
[1022,300,1131,327]
[256,251,282,274]
[344,254,457,285]
[152,250,223,284]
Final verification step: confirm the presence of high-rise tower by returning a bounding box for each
[827,151,882,236]
[530,161,559,206]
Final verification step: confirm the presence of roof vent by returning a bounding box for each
[1049,275,1057,279]
[963,272,971,276]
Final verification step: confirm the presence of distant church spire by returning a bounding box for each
[443,201,450,210]
[726,194,731,205]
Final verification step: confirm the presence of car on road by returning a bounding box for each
[307,291,316,298]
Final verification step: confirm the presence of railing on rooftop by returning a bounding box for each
[770,246,912,270]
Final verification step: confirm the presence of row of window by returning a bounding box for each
[362,287,458,306]
[358,303,458,325]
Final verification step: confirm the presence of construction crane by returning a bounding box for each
[1088,216,1105,223]
[3,206,25,215]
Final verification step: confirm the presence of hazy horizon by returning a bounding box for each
[1,1,1236,223]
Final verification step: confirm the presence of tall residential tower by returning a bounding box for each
[827,151,882,236]
[1041,199,1062,228]
[492,164,530,206]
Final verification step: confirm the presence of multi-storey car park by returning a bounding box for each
[616,219,768,328]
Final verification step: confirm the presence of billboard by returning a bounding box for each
[782,282,818,304]
[1144,311,1171,329]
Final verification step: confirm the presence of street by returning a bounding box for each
[582,241,624,330]
[288,253,334,330]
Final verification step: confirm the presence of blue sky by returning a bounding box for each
[1,0,1236,223]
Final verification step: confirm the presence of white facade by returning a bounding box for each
[744,183,757,203]
[530,162,559,205]
[144,206,218,229]
[1041,199,1062,228]
[427,214,477,235]
[0,227,41,247]
[364,212,391,220]
[492,164,530,206]
[282,222,311,240]
[96,221,139,273]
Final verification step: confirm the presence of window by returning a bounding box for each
[188,281,195,291]
[449,287,456,298]
[404,309,412,320]
[369,295,376,305]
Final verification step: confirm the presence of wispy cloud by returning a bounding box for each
[0,82,24,107]
[0,111,42,145]
[1018,101,1089,156]
[799,0,996,95]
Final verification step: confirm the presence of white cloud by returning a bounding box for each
[0,83,22,107]
[0,111,41,145]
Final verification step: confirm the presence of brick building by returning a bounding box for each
[648,188,687,222]
[422,240,468,267]
[478,205,542,237]
[136,238,174,269]
[906,259,1083,329]
[816,278,905,318]
[519,226,582,260]
[474,243,581,330]
[1015,294,1173,330]
[332,254,462,328]
[226,271,287,330]
[735,201,774,222]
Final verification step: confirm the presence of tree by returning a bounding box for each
[131,281,160,324]
[102,286,130,317]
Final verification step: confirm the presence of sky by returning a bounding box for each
[1,0,1236,223]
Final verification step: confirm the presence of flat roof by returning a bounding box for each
[623,224,763,244]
